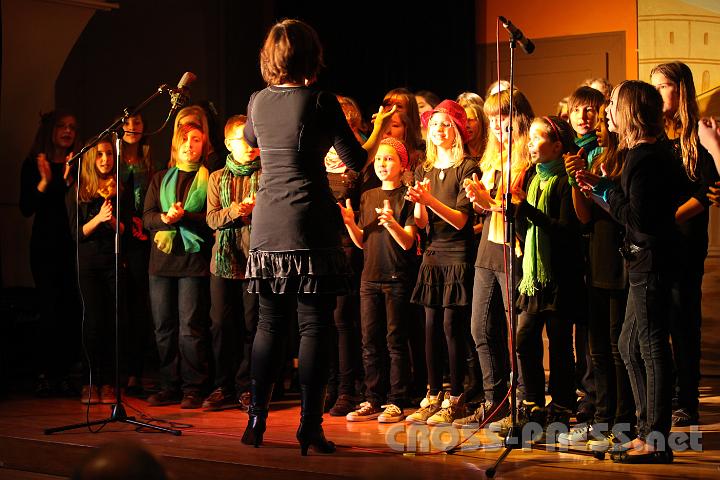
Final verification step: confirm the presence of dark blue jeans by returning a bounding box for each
[360,280,411,405]
[471,267,512,404]
[620,271,673,440]
[251,292,336,388]
[149,275,210,393]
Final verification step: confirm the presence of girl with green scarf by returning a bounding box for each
[142,122,211,409]
[511,116,587,436]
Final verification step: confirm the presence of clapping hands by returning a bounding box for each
[405,178,432,205]
[463,173,492,210]
[161,201,185,224]
[375,199,396,228]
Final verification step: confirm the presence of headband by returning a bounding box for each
[543,116,561,141]
[379,137,409,170]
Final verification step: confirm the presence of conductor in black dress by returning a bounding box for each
[240,18,395,455]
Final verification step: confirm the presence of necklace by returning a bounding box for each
[438,168,446,181]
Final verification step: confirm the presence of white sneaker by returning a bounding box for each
[558,423,591,446]
[587,432,620,452]
[346,401,382,422]
[378,404,404,423]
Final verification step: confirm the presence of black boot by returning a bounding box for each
[297,385,336,456]
[241,380,274,447]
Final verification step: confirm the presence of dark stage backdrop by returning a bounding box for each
[56,0,477,160]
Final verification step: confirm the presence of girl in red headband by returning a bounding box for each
[340,137,417,423]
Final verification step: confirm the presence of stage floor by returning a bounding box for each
[0,391,719,479]
[2,259,720,479]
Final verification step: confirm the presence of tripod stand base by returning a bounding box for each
[43,402,182,436]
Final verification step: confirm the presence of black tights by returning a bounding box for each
[425,306,467,396]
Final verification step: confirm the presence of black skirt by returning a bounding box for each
[245,248,352,295]
[411,249,473,308]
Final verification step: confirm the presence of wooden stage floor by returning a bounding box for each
[1,391,720,480]
[2,258,720,479]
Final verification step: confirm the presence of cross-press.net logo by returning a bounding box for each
[384,422,703,453]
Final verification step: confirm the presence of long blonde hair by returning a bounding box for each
[79,139,116,203]
[422,114,465,172]
[480,89,533,180]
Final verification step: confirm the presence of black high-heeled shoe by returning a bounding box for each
[297,424,336,456]
[297,385,336,456]
[241,380,274,448]
[242,413,267,447]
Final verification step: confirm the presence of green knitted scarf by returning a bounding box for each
[154,162,209,254]
[518,158,564,296]
[215,154,260,277]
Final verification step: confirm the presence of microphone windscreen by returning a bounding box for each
[178,72,197,89]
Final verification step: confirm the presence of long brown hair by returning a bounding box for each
[612,81,664,150]
[383,88,423,151]
[650,61,700,180]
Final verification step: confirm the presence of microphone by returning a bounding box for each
[498,16,535,54]
[169,71,197,112]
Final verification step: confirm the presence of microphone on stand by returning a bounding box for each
[498,16,535,54]
[169,71,197,113]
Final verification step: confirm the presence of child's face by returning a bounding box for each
[95,142,114,175]
[178,128,204,164]
[488,114,509,144]
[53,115,77,149]
[528,123,560,165]
[123,115,144,144]
[595,105,609,147]
[465,107,479,142]
[428,112,456,149]
[606,87,620,133]
[569,103,598,136]
[383,113,406,141]
[383,95,408,113]
[416,96,433,115]
[225,125,258,164]
[651,72,679,116]
[374,144,404,182]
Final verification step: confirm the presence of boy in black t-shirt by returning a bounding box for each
[339,138,417,423]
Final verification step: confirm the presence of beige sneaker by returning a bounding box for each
[453,400,508,429]
[378,404,405,423]
[405,391,443,424]
[427,393,466,426]
[346,401,382,422]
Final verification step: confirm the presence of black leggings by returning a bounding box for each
[252,292,337,387]
[425,306,467,396]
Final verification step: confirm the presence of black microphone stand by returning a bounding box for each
[44,85,182,436]
[484,24,602,478]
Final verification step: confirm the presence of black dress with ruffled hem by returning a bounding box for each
[246,248,353,295]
